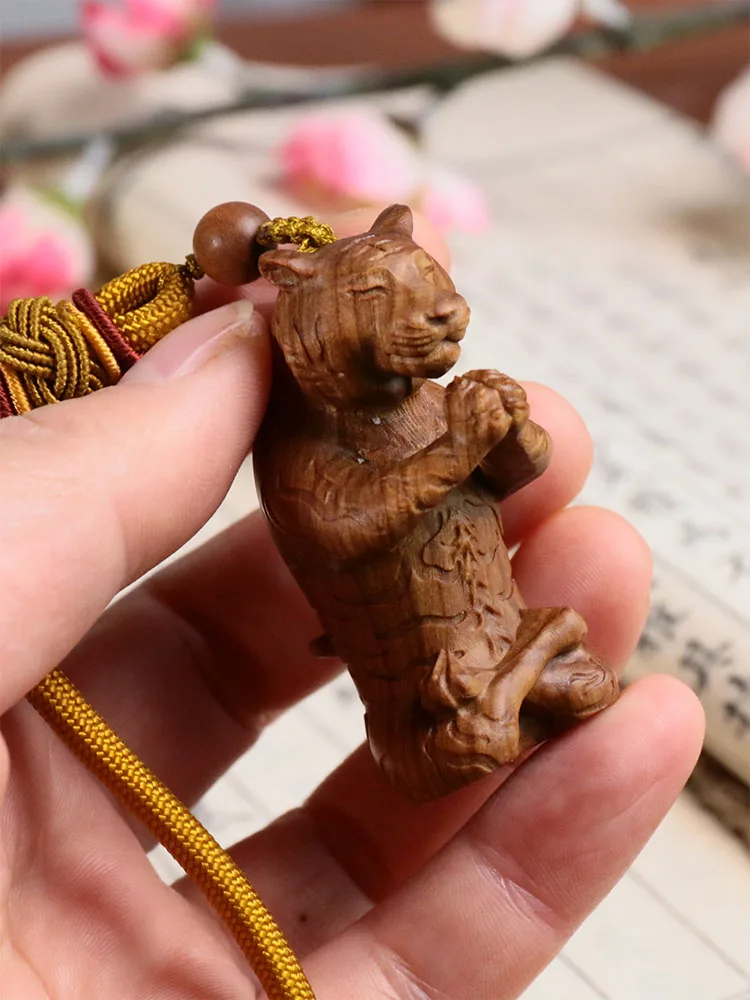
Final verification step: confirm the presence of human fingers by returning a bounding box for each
[0,302,270,712]
[304,676,704,999]
[501,382,593,542]
[511,504,653,663]
[61,513,328,795]
[172,507,652,954]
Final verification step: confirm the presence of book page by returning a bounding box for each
[146,59,750,998]
[522,794,750,1000]
[424,58,750,785]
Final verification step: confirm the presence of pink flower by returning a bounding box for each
[430,0,630,59]
[421,169,490,234]
[279,110,422,206]
[278,109,490,234]
[713,66,750,172]
[0,190,93,314]
[81,0,215,78]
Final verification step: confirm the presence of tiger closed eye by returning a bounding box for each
[349,285,387,296]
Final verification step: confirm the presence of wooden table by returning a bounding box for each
[1,1,747,126]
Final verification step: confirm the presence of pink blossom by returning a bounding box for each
[713,66,750,172]
[430,0,629,59]
[80,0,215,78]
[278,109,491,235]
[421,169,490,234]
[0,191,93,314]
[279,110,422,206]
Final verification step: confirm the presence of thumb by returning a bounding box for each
[0,300,269,710]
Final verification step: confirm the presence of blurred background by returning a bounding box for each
[2,0,321,36]
[2,0,747,116]
[1,3,749,999]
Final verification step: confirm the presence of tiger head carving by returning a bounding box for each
[259,205,470,409]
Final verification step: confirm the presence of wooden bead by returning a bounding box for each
[192,202,271,285]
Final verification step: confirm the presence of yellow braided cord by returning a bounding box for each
[0,361,32,414]
[95,260,198,352]
[28,669,316,1000]
[0,297,109,407]
[257,216,337,254]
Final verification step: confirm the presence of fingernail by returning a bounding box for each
[121,301,258,386]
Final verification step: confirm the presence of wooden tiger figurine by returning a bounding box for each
[253,204,619,802]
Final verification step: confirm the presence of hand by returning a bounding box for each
[0,211,704,1000]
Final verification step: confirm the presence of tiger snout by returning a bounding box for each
[425,294,470,341]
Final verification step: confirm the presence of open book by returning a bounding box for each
[424,59,750,794]
[421,61,750,999]
[145,59,749,1000]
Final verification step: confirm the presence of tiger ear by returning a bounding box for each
[259,249,317,288]
[370,204,414,238]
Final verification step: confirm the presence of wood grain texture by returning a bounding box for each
[253,205,619,802]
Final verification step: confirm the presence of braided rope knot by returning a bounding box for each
[0,297,107,408]
[0,260,202,415]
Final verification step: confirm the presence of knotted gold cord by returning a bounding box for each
[0,297,111,408]
[0,217,336,1000]
[257,216,337,253]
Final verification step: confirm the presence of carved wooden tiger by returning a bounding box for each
[253,204,619,802]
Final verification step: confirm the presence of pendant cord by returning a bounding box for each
[28,669,316,1000]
